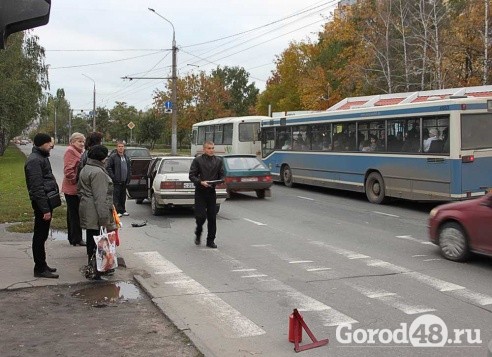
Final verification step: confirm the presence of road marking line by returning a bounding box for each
[412,255,427,257]
[420,241,434,245]
[243,218,266,226]
[251,244,271,247]
[297,196,314,201]
[404,271,465,292]
[232,268,257,272]
[210,249,358,327]
[306,267,332,272]
[310,241,492,307]
[289,260,314,264]
[135,251,265,338]
[423,258,442,262]
[348,284,436,315]
[396,235,421,242]
[373,211,400,218]
[241,274,268,278]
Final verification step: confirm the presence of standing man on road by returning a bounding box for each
[189,141,224,248]
[24,133,60,279]
[106,141,131,217]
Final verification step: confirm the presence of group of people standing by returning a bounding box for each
[24,132,131,279]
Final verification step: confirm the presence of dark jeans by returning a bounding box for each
[64,193,82,244]
[86,229,99,262]
[113,182,127,214]
[194,188,217,242]
[31,201,52,272]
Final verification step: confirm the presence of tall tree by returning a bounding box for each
[211,66,259,116]
[0,32,48,154]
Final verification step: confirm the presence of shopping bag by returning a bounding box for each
[112,206,121,246]
[93,227,118,272]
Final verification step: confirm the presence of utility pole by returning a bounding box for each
[149,8,178,155]
[83,74,97,131]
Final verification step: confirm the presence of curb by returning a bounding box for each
[133,274,214,357]
[488,339,492,357]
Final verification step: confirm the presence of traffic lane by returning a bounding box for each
[121,198,491,356]
[219,185,492,302]
[125,185,492,299]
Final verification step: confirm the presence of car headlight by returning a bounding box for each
[429,207,439,218]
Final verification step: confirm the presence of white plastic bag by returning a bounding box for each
[93,227,118,272]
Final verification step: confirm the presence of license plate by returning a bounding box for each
[184,182,194,188]
[241,177,258,182]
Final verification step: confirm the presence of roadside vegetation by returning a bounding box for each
[0,145,67,233]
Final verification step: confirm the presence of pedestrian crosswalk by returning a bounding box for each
[133,240,492,346]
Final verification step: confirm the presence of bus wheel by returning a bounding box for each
[256,189,266,199]
[365,172,385,204]
[438,222,469,262]
[282,165,293,188]
[151,193,163,216]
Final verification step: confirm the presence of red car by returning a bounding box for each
[428,193,492,261]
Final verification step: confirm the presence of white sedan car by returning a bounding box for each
[148,156,227,215]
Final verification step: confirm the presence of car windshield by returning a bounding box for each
[126,148,151,158]
[159,158,193,174]
[225,157,267,170]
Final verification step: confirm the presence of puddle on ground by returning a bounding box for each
[72,282,142,306]
[49,229,68,241]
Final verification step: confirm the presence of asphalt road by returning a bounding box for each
[21,144,492,356]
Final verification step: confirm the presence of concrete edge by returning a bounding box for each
[488,339,492,357]
[133,274,215,357]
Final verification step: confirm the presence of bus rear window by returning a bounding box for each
[239,122,259,142]
[462,113,492,150]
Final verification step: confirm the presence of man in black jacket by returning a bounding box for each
[189,141,224,248]
[24,133,60,279]
[106,141,131,216]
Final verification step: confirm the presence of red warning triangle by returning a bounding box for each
[291,309,329,352]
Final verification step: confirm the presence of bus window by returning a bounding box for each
[239,122,259,142]
[214,125,223,144]
[261,127,275,157]
[191,129,197,146]
[205,125,214,142]
[197,126,206,145]
[423,116,449,153]
[223,123,233,145]
[461,113,492,150]
[276,127,292,150]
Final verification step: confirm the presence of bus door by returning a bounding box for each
[460,113,492,197]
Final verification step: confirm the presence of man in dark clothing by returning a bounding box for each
[24,133,60,279]
[189,141,224,248]
[106,141,131,216]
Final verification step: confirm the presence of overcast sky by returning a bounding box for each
[32,0,338,113]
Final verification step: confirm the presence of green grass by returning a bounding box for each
[0,144,67,232]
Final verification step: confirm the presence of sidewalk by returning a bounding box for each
[0,224,201,357]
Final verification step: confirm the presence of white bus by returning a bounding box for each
[191,116,270,156]
[261,86,492,203]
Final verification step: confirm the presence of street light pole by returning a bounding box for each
[82,74,96,131]
[149,8,178,155]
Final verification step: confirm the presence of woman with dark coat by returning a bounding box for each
[78,145,115,278]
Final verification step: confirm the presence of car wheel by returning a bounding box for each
[215,205,220,214]
[438,222,469,262]
[365,172,386,204]
[282,165,293,188]
[151,193,162,216]
[256,189,266,199]
[135,198,144,204]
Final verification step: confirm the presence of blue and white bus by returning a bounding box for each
[261,88,492,203]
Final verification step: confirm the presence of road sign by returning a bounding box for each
[165,101,172,109]
[127,121,135,130]
[164,109,172,114]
